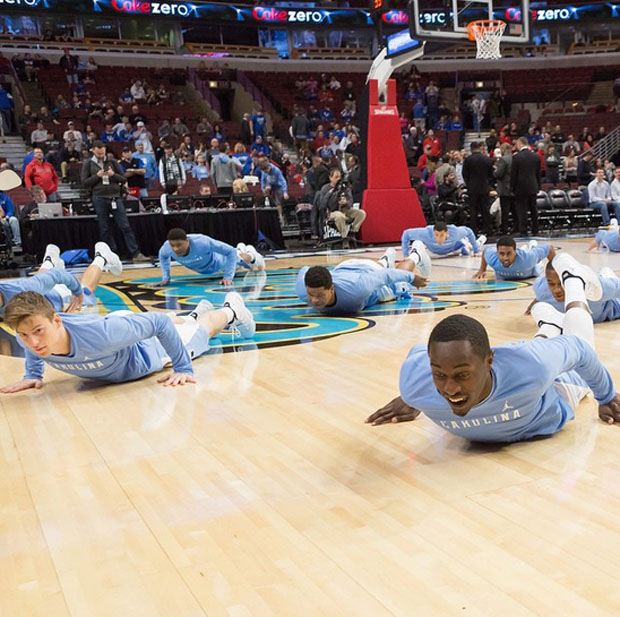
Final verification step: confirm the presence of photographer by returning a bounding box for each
[81,140,148,261]
[314,167,366,238]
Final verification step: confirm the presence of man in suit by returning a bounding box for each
[462,141,493,235]
[494,142,516,234]
[511,136,541,236]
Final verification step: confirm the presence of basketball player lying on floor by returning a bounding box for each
[401,221,486,258]
[367,253,620,440]
[0,242,121,316]
[296,245,431,315]
[588,225,620,253]
[0,290,255,392]
[525,259,620,325]
[156,228,265,287]
[473,236,554,280]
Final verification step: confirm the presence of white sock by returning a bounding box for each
[222,306,235,324]
[378,256,389,269]
[535,323,563,339]
[563,276,587,307]
[407,251,421,266]
[39,259,54,270]
[92,255,106,270]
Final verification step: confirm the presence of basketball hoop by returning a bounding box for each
[467,20,507,60]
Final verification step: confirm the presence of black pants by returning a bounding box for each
[499,195,517,234]
[468,192,491,235]
[92,195,139,256]
[515,193,538,235]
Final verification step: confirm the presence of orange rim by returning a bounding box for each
[467,19,506,41]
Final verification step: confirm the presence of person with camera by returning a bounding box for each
[81,140,148,262]
[315,167,366,240]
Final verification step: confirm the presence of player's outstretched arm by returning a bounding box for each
[547,246,556,261]
[587,238,600,252]
[157,373,197,387]
[598,394,620,424]
[524,299,537,315]
[365,396,422,426]
[473,253,488,279]
[0,379,43,394]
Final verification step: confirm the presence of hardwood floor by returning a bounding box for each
[2,238,620,617]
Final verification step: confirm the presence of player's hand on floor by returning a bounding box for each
[366,396,421,426]
[524,299,537,316]
[220,278,233,286]
[0,379,43,394]
[472,271,486,280]
[598,395,620,425]
[66,293,85,313]
[413,274,428,288]
[157,372,197,387]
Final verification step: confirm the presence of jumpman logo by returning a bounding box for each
[502,400,515,412]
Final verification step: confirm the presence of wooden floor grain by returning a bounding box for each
[2,238,620,617]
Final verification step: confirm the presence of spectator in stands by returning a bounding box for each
[551,125,565,145]
[425,80,440,126]
[81,140,147,261]
[252,109,266,139]
[342,80,356,111]
[53,94,69,115]
[525,126,538,146]
[84,57,98,79]
[545,144,561,186]
[604,159,616,184]
[306,156,330,204]
[24,53,39,83]
[210,144,241,196]
[611,168,620,204]
[117,121,134,143]
[119,146,147,198]
[59,48,78,85]
[100,122,119,144]
[0,188,20,246]
[118,88,133,105]
[595,126,606,142]
[563,148,578,185]
[434,115,450,131]
[159,144,186,188]
[417,144,433,173]
[328,76,341,91]
[198,184,211,197]
[0,83,13,135]
[511,136,541,236]
[232,178,249,194]
[129,104,147,126]
[133,121,153,154]
[233,142,251,175]
[463,141,493,236]
[423,129,442,158]
[172,117,189,138]
[562,134,580,155]
[588,168,620,224]
[291,110,310,154]
[578,127,592,144]
[24,147,59,201]
[133,141,157,189]
[260,159,288,223]
[191,155,209,181]
[251,135,270,157]
[206,138,221,161]
[62,121,82,150]
[486,128,499,153]
[413,99,426,132]
[318,105,334,125]
[422,161,437,196]
[30,121,47,148]
[471,94,484,135]
[196,117,212,139]
[130,80,146,102]
[239,113,252,145]
[345,133,362,159]
[494,142,515,235]
[212,123,226,143]
[319,85,334,105]
[59,142,81,183]
[404,126,422,166]
[582,134,595,152]
[577,151,594,186]
[155,119,170,140]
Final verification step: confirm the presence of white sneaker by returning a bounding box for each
[528,239,538,249]
[552,253,602,301]
[42,244,64,270]
[598,266,618,280]
[236,242,247,254]
[530,301,564,334]
[476,234,487,251]
[224,292,256,338]
[461,237,473,256]
[245,244,265,271]
[187,299,214,321]
[610,218,618,229]
[379,247,397,269]
[94,242,123,276]
[409,240,432,278]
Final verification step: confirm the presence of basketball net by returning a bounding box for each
[467,20,507,60]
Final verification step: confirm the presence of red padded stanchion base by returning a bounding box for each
[359,188,427,243]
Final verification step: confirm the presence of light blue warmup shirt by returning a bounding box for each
[0,269,96,315]
[401,225,479,257]
[399,335,615,443]
[484,244,550,279]
[296,261,414,314]
[17,311,210,383]
[533,273,620,323]
[594,229,620,252]
[159,233,248,282]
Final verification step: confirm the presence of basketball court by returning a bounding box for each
[3,237,620,616]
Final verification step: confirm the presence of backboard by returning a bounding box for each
[408,0,530,44]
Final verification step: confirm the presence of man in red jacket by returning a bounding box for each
[24,147,59,201]
[423,129,442,157]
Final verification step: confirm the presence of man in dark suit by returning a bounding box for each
[462,141,493,235]
[510,136,541,236]
[494,142,516,234]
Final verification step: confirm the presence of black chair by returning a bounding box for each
[548,189,569,209]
